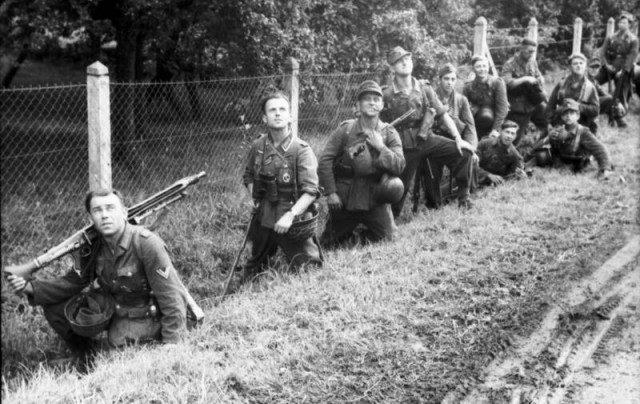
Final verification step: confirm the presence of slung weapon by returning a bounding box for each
[4,171,207,322]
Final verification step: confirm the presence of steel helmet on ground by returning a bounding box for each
[64,291,115,337]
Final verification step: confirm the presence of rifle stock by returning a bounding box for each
[4,171,207,321]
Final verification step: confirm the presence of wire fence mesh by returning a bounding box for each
[0,71,379,264]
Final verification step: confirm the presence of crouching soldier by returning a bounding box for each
[6,189,191,372]
[527,99,613,178]
[318,80,406,247]
[241,90,323,282]
[476,120,526,186]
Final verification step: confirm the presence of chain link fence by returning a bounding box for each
[1,71,380,265]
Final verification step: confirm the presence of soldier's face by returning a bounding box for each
[499,127,517,145]
[473,60,489,80]
[588,65,600,76]
[618,18,629,31]
[89,193,128,238]
[561,110,579,125]
[570,58,586,75]
[440,72,456,93]
[520,45,536,60]
[262,97,291,130]
[392,55,413,77]
[358,93,383,117]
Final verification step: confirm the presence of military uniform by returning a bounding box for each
[501,50,547,144]
[548,123,612,172]
[318,118,405,245]
[462,75,509,139]
[242,132,322,277]
[546,75,599,129]
[382,77,473,213]
[434,85,478,147]
[30,224,189,348]
[476,137,524,185]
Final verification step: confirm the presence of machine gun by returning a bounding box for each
[4,172,207,322]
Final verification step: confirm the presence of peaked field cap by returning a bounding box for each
[568,53,587,63]
[438,63,457,78]
[356,80,383,99]
[618,11,634,22]
[471,54,487,66]
[561,98,580,113]
[588,56,602,67]
[521,37,538,47]
[501,120,519,130]
[387,46,412,65]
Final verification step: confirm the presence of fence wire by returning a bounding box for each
[0,71,380,263]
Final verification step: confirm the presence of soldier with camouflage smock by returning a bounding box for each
[501,38,548,145]
[546,53,600,133]
[318,80,405,246]
[382,47,475,213]
[463,55,509,141]
[597,12,639,127]
[241,91,323,281]
[6,189,191,371]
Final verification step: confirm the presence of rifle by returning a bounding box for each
[4,171,207,322]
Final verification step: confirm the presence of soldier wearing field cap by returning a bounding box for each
[463,55,509,140]
[528,99,612,177]
[382,46,475,213]
[597,11,638,127]
[476,120,526,186]
[318,80,406,246]
[586,56,614,126]
[546,53,600,133]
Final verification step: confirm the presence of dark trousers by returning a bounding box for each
[244,222,322,280]
[506,102,547,145]
[320,203,396,247]
[392,135,472,216]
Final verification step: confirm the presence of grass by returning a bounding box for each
[1,78,639,403]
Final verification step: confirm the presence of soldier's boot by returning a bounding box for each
[616,117,628,128]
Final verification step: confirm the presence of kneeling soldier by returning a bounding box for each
[476,120,526,186]
[318,80,406,246]
[242,90,323,282]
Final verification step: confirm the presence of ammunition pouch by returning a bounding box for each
[114,297,159,320]
[255,173,277,202]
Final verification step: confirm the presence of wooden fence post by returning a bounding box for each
[573,17,583,54]
[284,57,299,138]
[606,17,615,37]
[87,61,112,190]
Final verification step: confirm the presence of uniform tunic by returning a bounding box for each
[476,137,524,184]
[599,30,639,73]
[31,224,188,345]
[502,52,544,87]
[318,118,405,243]
[462,75,509,133]
[549,123,611,171]
[243,132,322,275]
[546,75,599,127]
[434,85,478,147]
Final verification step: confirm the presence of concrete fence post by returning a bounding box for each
[573,17,583,54]
[606,17,615,37]
[87,61,112,190]
[284,57,300,138]
[474,17,487,57]
[528,17,539,61]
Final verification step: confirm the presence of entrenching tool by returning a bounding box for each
[219,210,257,299]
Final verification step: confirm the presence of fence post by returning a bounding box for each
[474,17,487,56]
[573,17,583,54]
[284,57,299,138]
[87,61,112,190]
[606,17,615,37]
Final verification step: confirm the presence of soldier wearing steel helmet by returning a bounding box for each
[318,80,405,246]
[382,46,475,213]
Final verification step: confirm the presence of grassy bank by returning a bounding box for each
[2,97,639,403]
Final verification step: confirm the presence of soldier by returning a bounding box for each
[318,80,405,246]
[433,63,478,147]
[6,189,191,371]
[382,47,475,214]
[528,99,612,177]
[546,53,599,133]
[463,55,509,140]
[241,90,323,282]
[501,38,548,145]
[597,12,639,127]
[586,56,614,132]
[476,120,526,186]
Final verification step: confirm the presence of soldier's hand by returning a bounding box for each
[597,169,612,181]
[364,130,384,152]
[488,174,505,186]
[274,211,295,234]
[472,153,480,164]
[458,139,476,153]
[6,274,32,295]
[488,130,500,139]
[327,193,342,211]
[514,168,528,180]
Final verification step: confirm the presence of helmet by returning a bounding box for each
[612,102,626,118]
[373,175,404,204]
[534,147,553,167]
[64,291,115,337]
[286,204,319,241]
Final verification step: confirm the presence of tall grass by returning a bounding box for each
[2,85,639,403]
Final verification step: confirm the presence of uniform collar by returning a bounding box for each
[391,76,420,94]
[107,223,134,258]
[436,85,454,104]
[354,117,383,135]
[267,131,294,151]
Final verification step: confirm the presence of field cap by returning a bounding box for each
[618,11,634,22]
[438,63,457,78]
[501,120,519,130]
[471,55,488,66]
[521,37,538,47]
[588,56,602,67]
[387,46,412,65]
[560,98,580,113]
[568,53,587,63]
[356,80,383,100]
